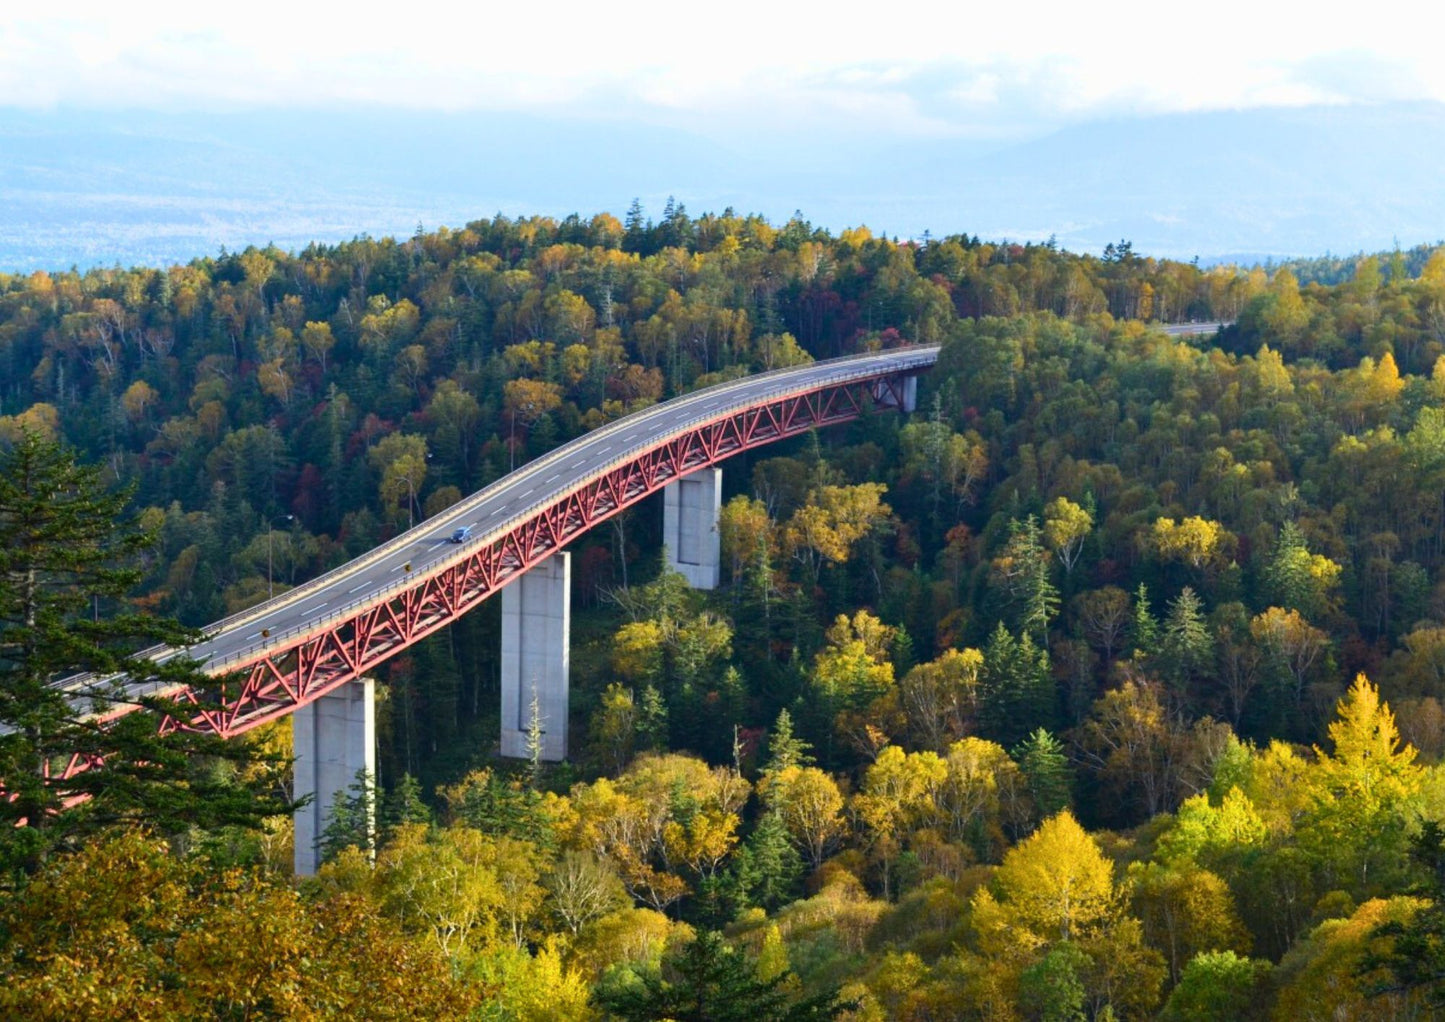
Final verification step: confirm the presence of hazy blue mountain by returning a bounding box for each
[1,102,1441,271]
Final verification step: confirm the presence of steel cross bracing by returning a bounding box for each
[167,368,922,738]
[15,349,936,774]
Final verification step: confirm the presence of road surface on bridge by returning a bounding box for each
[49,345,941,721]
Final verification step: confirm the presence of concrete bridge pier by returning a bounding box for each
[500,551,570,762]
[293,676,375,876]
[899,375,918,412]
[663,467,722,590]
[876,374,918,413]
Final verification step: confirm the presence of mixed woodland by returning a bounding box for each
[6,206,1445,1017]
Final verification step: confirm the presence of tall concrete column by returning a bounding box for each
[663,466,721,590]
[501,551,570,762]
[293,676,375,876]
[899,375,918,413]
[877,375,918,412]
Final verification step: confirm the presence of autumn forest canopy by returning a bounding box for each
[8,206,1445,1018]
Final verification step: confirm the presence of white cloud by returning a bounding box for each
[3,1,1443,132]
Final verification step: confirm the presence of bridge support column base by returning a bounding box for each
[293,677,375,877]
[663,467,721,590]
[501,551,570,762]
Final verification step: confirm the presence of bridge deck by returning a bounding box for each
[52,345,940,737]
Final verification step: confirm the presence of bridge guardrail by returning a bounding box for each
[198,346,939,673]
[49,346,940,700]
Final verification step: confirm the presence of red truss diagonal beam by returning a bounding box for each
[135,365,928,740]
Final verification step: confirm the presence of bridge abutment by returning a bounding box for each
[293,676,375,876]
[500,551,570,762]
[663,467,722,590]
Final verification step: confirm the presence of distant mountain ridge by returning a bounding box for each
[1,102,1442,271]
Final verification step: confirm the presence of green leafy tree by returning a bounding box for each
[0,431,288,874]
[1158,950,1272,1021]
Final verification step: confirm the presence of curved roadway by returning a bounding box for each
[99,344,941,693]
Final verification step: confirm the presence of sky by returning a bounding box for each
[2,4,1441,267]
[2,3,1438,137]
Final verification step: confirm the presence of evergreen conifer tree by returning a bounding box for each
[1132,583,1159,658]
[1014,727,1074,822]
[763,708,812,774]
[980,623,1055,749]
[380,772,431,843]
[317,767,376,864]
[0,431,288,874]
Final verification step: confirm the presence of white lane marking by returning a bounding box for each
[246,631,261,640]
[348,583,367,593]
[545,473,558,483]
[521,488,534,498]
[391,564,404,572]
[304,601,328,614]
[489,508,502,517]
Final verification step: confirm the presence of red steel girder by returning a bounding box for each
[163,370,918,738]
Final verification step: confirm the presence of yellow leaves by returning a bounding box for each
[0,829,478,1020]
[503,377,564,426]
[300,320,335,368]
[1152,515,1228,570]
[899,647,984,751]
[472,941,595,1022]
[1270,897,1429,1021]
[611,619,666,683]
[1341,351,1406,428]
[0,401,60,444]
[367,432,429,523]
[783,482,891,572]
[851,746,950,893]
[755,331,814,370]
[120,379,159,422]
[759,765,847,869]
[1318,674,1421,801]
[1127,860,1252,982]
[564,754,749,910]
[1157,788,1269,865]
[662,807,740,879]
[358,296,420,354]
[980,811,1118,946]
[1042,496,1093,573]
[811,610,897,734]
[718,494,775,586]
[372,824,505,955]
[570,907,681,979]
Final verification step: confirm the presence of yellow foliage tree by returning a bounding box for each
[1152,515,1228,571]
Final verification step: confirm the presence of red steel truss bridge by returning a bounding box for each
[52,345,939,747]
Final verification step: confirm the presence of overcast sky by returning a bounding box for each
[3,2,1438,140]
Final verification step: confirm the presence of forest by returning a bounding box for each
[5,205,1445,1018]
